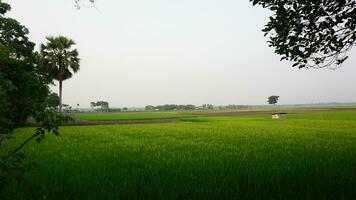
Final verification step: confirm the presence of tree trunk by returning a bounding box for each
[59,80,63,113]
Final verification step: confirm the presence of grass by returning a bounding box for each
[74,112,192,121]
[1,110,356,199]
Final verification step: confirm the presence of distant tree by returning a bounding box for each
[251,0,356,69]
[45,92,60,110]
[152,104,197,111]
[90,102,96,109]
[123,107,128,111]
[100,101,109,111]
[268,96,280,105]
[62,104,70,113]
[74,0,95,9]
[90,101,109,111]
[185,104,196,110]
[207,104,214,110]
[41,36,80,113]
[145,105,155,110]
[225,105,251,109]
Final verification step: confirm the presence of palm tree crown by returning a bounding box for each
[40,36,80,82]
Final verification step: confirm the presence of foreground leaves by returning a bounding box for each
[251,0,356,69]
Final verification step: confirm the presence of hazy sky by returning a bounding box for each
[6,0,356,107]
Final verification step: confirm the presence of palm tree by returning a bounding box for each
[40,36,80,113]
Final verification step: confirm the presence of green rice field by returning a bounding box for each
[1,110,356,199]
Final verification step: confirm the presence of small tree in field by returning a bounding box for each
[268,96,280,105]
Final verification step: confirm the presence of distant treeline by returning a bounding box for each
[90,101,109,111]
[107,108,128,112]
[145,104,214,111]
[218,105,252,109]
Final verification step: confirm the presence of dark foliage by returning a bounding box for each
[90,101,110,111]
[74,0,95,9]
[145,104,197,111]
[0,0,71,191]
[45,92,60,110]
[0,1,52,133]
[268,95,280,105]
[251,0,356,69]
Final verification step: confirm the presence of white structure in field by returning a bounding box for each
[272,113,288,119]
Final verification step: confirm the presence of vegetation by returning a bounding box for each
[145,104,197,111]
[218,105,252,110]
[40,36,80,113]
[202,104,214,109]
[0,1,52,134]
[2,0,356,198]
[45,92,60,111]
[0,1,72,191]
[268,95,280,105]
[90,101,109,112]
[251,0,356,69]
[1,110,356,199]
[74,0,95,9]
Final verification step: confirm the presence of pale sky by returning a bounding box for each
[6,0,356,107]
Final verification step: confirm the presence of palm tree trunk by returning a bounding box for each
[59,80,63,113]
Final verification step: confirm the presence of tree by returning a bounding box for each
[0,1,53,133]
[90,102,96,109]
[40,36,80,113]
[207,104,214,110]
[145,105,155,111]
[0,0,70,191]
[74,0,95,9]
[101,101,109,111]
[268,95,280,105]
[251,0,356,69]
[90,101,109,111]
[147,104,197,111]
[45,92,60,110]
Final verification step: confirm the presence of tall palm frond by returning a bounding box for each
[40,36,80,81]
